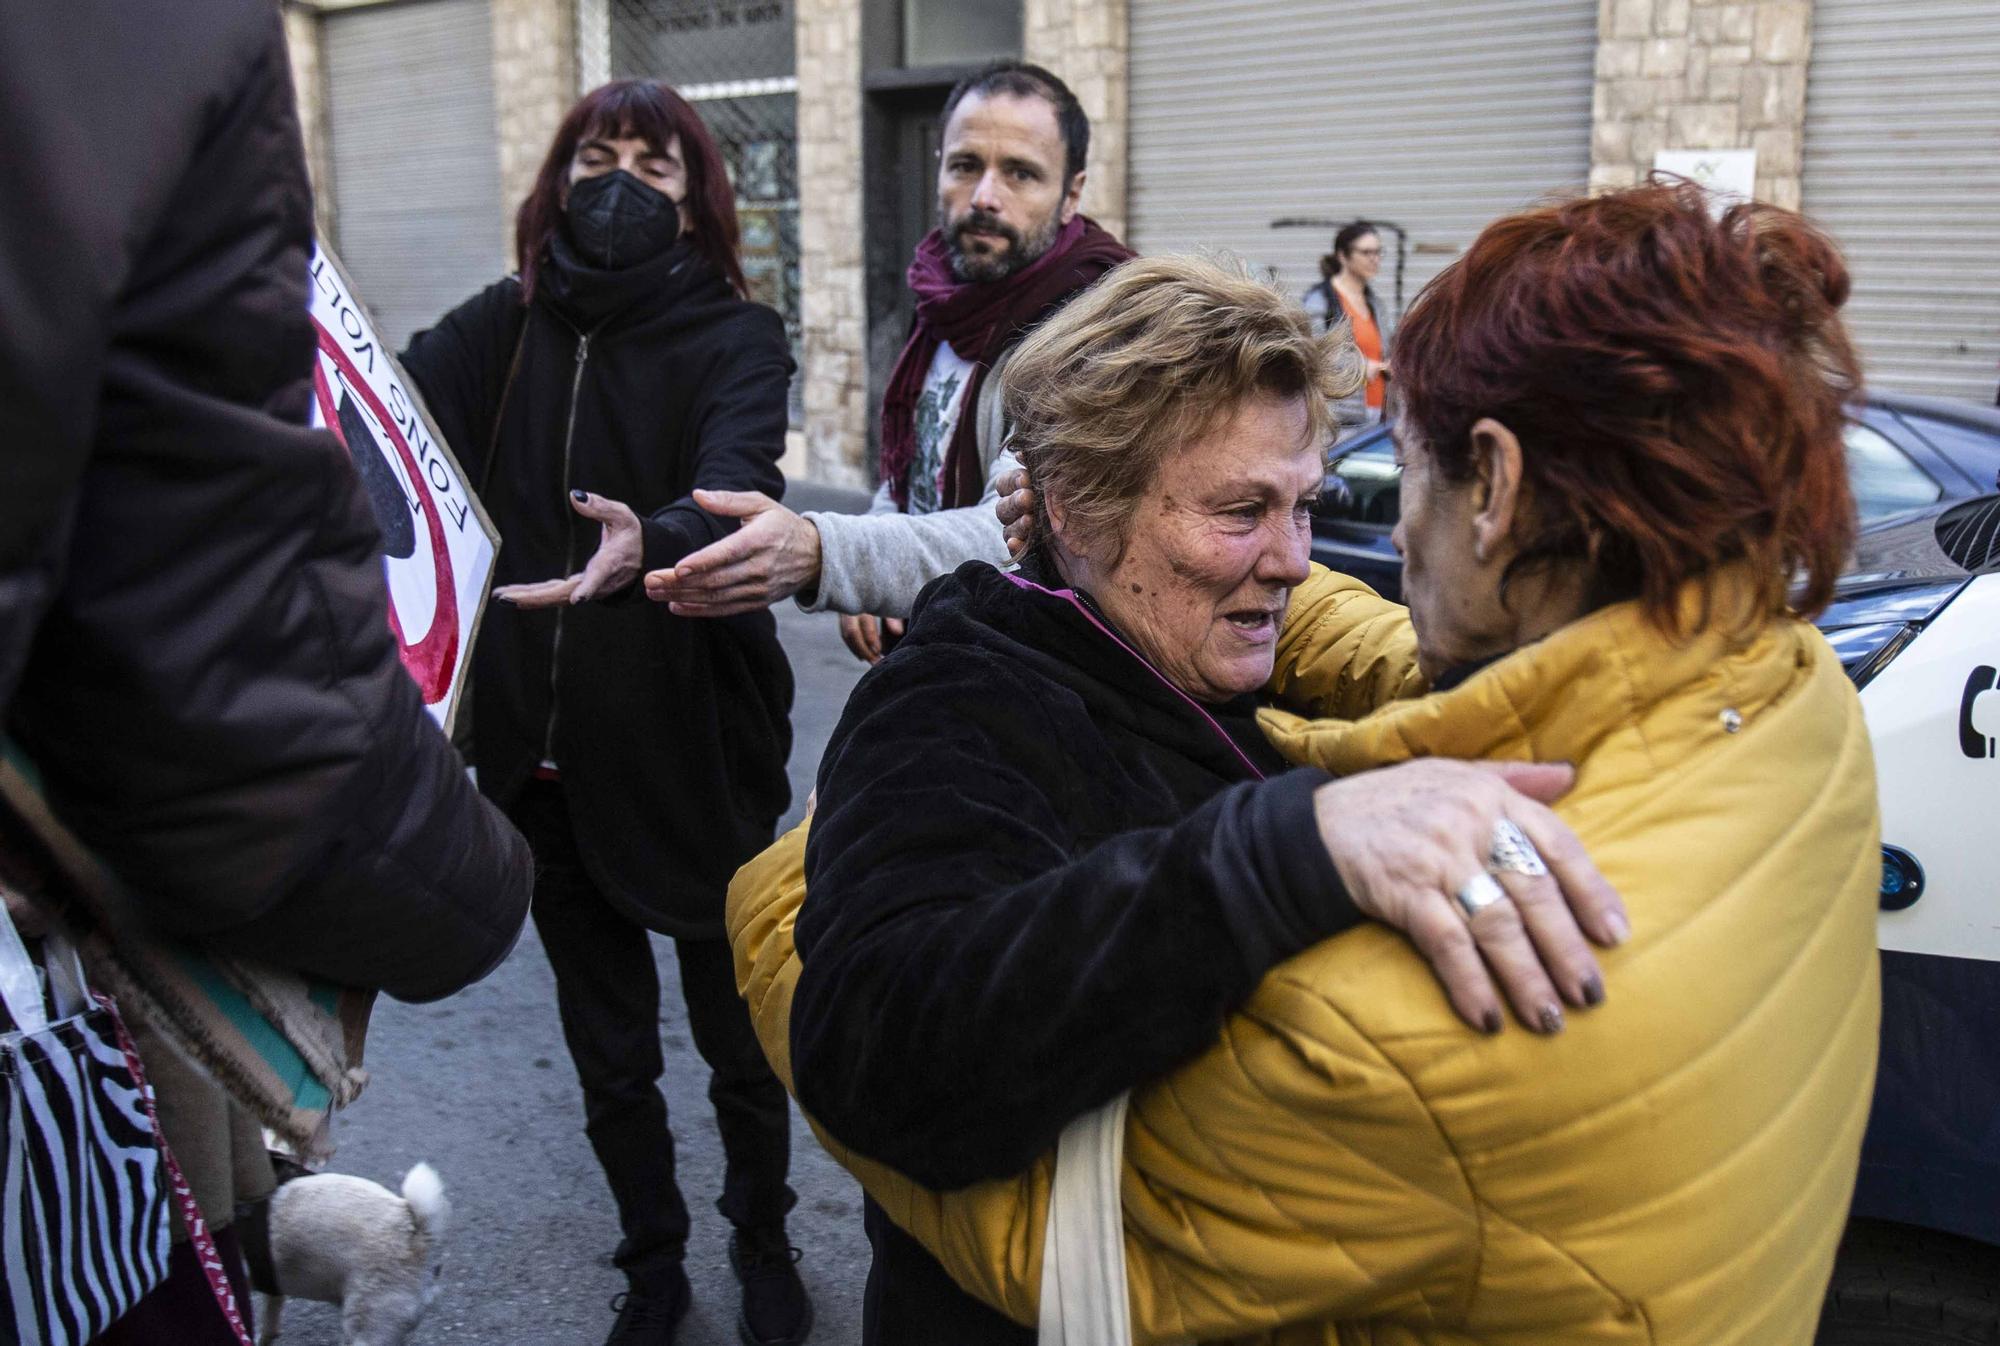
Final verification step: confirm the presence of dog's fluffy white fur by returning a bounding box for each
[256,1163,450,1346]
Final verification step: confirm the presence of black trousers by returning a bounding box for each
[863,1199,1034,1345]
[513,780,794,1292]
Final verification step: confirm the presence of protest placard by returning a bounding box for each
[306,244,498,734]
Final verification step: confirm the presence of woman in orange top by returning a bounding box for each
[1304,220,1388,435]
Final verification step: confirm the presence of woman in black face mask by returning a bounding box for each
[399,81,808,1346]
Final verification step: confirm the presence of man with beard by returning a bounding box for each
[641,61,1133,661]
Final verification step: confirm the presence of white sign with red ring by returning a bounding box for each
[307,244,498,735]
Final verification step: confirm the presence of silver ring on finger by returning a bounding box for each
[1455,871,1508,919]
[1488,818,1550,878]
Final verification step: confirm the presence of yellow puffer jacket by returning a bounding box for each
[728,566,1881,1345]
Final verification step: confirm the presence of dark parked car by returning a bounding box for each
[1312,393,2000,603]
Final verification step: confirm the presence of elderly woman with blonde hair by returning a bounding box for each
[734,185,1879,1346]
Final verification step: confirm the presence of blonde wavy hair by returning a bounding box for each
[1004,253,1361,561]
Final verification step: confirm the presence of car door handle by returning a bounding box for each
[1962,665,1998,759]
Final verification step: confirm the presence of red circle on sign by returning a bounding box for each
[312,326,460,703]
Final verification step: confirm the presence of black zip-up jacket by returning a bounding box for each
[793,555,1360,1342]
[0,0,531,1001]
[401,236,795,935]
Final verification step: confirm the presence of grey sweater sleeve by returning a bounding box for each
[798,447,1019,619]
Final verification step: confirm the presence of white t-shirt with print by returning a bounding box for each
[905,341,977,516]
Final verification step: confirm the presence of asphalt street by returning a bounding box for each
[276,482,880,1345]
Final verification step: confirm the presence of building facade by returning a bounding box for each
[283,0,1998,490]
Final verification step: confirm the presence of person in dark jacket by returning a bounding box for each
[786,257,1628,1344]
[397,81,806,1346]
[0,3,533,1338]
[0,0,529,1007]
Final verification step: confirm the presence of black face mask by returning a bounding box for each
[563,169,682,271]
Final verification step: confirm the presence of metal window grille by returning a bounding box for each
[593,0,802,423]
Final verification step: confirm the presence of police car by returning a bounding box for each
[1814,494,2000,1344]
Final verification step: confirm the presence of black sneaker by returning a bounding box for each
[605,1266,691,1346]
[729,1226,813,1346]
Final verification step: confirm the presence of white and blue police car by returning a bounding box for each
[1813,494,2000,1344]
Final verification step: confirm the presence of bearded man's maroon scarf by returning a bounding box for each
[880,214,1133,510]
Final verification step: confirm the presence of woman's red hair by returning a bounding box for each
[1394,178,1862,626]
[514,80,746,302]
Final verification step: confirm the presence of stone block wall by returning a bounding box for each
[796,0,871,488]
[1025,0,1129,242]
[280,2,339,244]
[1590,0,1813,209]
[492,0,577,259]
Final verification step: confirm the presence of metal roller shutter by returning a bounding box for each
[1804,1,2000,404]
[324,0,507,351]
[1127,0,1597,324]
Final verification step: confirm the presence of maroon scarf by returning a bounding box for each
[880,215,1133,510]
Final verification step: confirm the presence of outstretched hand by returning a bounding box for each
[494,490,644,609]
[643,489,823,617]
[838,613,905,664]
[1314,758,1629,1036]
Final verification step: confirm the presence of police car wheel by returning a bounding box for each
[1818,1219,2000,1344]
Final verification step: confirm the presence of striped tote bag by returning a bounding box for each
[1,902,170,1346]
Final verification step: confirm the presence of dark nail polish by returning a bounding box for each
[571,489,589,502]
[1481,1009,1503,1035]
[1581,976,1605,1007]
[1540,1005,1565,1034]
